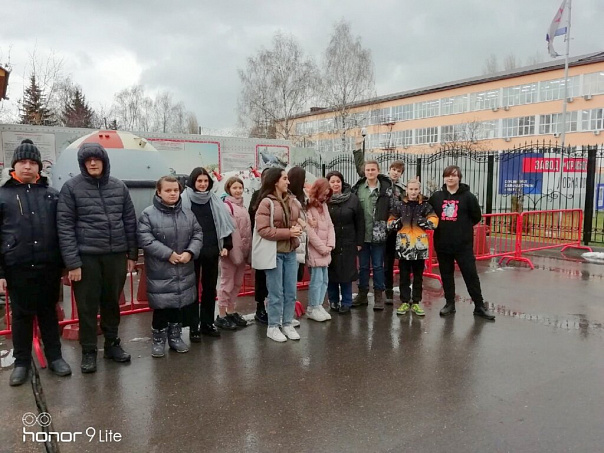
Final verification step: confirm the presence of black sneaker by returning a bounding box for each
[439,303,456,317]
[189,330,202,343]
[226,312,248,327]
[201,323,221,337]
[81,351,97,374]
[103,338,131,363]
[473,306,496,321]
[254,310,268,325]
[215,315,237,331]
[338,305,351,315]
[329,301,340,311]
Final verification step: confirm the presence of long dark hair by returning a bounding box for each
[288,166,306,205]
[187,167,214,191]
[253,167,285,211]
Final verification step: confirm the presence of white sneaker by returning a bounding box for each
[306,307,327,322]
[318,306,332,320]
[267,326,287,342]
[282,325,300,340]
[291,318,301,328]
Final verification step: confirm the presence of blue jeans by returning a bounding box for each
[327,281,353,307]
[308,267,328,307]
[265,251,298,327]
[359,242,385,291]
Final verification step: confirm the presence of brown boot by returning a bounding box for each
[373,290,385,311]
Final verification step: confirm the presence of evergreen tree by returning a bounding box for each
[20,74,53,125]
[62,87,94,128]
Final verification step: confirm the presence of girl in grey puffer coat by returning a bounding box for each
[138,177,203,357]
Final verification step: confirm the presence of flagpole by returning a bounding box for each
[559,0,572,149]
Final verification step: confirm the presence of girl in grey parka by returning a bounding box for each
[138,176,203,357]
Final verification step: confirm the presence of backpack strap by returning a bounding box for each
[224,200,234,215]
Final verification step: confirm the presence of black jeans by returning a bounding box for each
[254,269,268,311]
[72,253,127,352]
[384,232,397,291]
[152,308,181,330]
[399,259,425,303]
[7,265,63,366]
[183,253,219,330]
[437,247,484,305]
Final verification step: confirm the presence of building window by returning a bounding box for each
[441,94,469,115]
[415,100,440,119]
[416,127,438,144]
[583,72,604,96]
[539,112,578,134]
[503,116,535,138]
[391,130,413,147]
[539,76,580,102]
[470,90,500,111]
[502,83,538,107]
[582,108,604,131]
[392,104,413,121]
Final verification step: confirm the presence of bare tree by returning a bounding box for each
[439,121,492,153]
[186,111,199,134]
[238,32,319,140]
[482,54,499,75]
[320,20,375,151]
[503,54,518,71]
[525,52,544,66]
[111,84,152,131]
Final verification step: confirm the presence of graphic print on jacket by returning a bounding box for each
[387,198,438,261]
[441,200,459,221]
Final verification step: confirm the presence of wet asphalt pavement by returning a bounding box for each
[1,254,603,453]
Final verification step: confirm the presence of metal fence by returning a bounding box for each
[299,142,604,244]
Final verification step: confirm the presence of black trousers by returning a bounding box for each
[72,253,127,352]
[399,259,425,303]
[437,247,484,305]
[254,269,268,305]
[384,232,397,291]
[152,308,181,330]
[183,253,219,330]
[7,265,63,367]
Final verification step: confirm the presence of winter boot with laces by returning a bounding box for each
[151,328,168,358]
[168,323,189,353]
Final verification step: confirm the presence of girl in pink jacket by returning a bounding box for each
[305,178,336,322]
[216,177,252,330]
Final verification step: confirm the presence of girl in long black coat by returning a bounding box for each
[326,171,365,314]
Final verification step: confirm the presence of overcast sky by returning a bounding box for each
[1,0,603,131]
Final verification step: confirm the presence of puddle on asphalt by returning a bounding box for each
[452,297,604,333]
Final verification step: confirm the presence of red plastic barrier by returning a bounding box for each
[500,209,592,269]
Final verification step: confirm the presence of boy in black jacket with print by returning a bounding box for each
[428,165,495,320]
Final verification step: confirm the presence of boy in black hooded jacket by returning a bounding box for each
[428,165,495,320]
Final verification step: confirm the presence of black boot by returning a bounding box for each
[385,289,394,305]
[473,302,496,321]
[168,323,189,353]
[254,309,268,325]
[104,338,131,363]
[48,358,72,377]
[81,350,97,374]
[439,302,456,317]
[151,328,167,358]
[215,315,237,331]
[352,288,369,307]
[9,365,30,386]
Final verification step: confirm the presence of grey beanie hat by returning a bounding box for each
[12,139,43,169]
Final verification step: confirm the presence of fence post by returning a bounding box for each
[416,157,422,182]
[321,163,326,177]
[582,145,597,245]
[485,155,495,227]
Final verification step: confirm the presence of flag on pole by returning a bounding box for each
[546,0,570,58]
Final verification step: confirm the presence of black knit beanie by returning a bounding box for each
[12,139,43,169]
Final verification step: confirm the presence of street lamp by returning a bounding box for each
[361,127,367,156]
